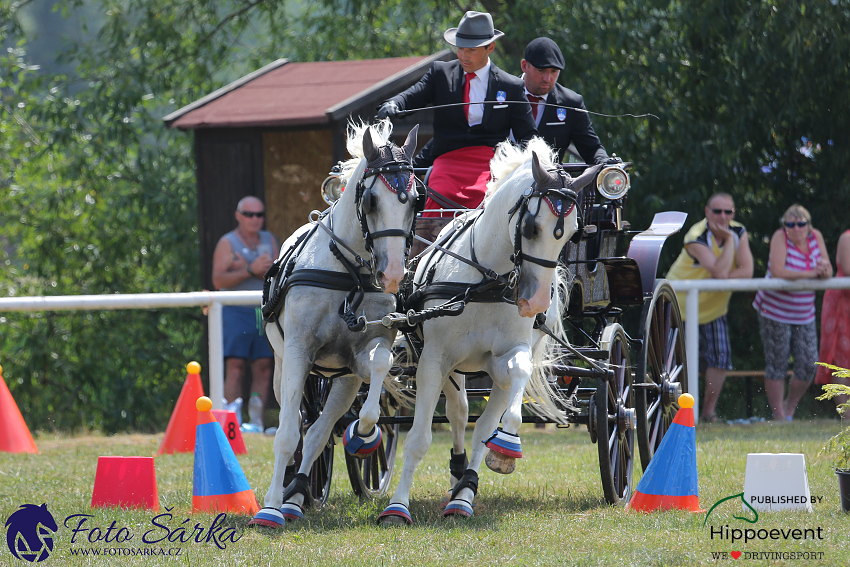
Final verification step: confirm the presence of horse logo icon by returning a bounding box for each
[5,504,58,563]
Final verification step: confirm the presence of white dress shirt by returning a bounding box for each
[466,60,491,127]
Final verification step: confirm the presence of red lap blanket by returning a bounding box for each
[422,146,495,218]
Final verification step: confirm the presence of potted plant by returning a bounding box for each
[815,362,850,512]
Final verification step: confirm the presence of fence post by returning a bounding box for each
[208,300,224,410]
[686,288,700,424]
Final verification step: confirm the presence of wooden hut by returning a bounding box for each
[164,52,451,289]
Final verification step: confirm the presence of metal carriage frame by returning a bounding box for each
[287,161,690,508]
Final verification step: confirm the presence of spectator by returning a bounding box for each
[666,193,754,422]
[753,204,832,420]
[376,10,536,217]
[519,37,609,165]
[816,229,850,407]
[211,196,279,431]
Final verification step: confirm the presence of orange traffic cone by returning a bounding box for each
[157,362,205,455]
[628,393,705,512]
[212,409,247,455]
[193,397,259,515]
[91,456,159,510]
[0,365,39,454]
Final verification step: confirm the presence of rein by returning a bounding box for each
[390,100,659,121]
[371,172,579,332]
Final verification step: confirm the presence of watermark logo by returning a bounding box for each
[705,492,826,561]
[5,504,58,563]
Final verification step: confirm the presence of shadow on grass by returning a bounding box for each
[242,489,611,535]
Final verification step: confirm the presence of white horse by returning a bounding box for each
[250,120,421,528]
[379,138,600,524]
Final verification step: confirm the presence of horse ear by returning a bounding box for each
[401,124,419,163]
[531,152,556,186]
[363,127,380,162]
[568,163,603,192]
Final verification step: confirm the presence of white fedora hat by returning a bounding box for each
[444,11,504,48]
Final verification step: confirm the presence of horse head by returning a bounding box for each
[354,123,421,293]
[510,151,600,318]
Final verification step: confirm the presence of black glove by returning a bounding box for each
[376,101,401,120]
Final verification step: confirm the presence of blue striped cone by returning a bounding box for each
[628,394,704,513]
[342,419,382,457]
[192,397,259,515]
[484,428,522,458]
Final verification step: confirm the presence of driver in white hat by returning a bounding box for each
[377,11,536,217]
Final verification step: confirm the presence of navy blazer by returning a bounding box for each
[536,83,608,165]
[388,60,537,168]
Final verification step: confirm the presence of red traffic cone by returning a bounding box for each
[91,456,159,510]
[628,393,705,513]
[0,365,39,454]
[212,409,247,455]
[157,362,205,455]
[193,397,259,515]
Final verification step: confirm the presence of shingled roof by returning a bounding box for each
[164,52,450,130]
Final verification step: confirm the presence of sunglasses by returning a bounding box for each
[710,208,734,216]
[238,210,265,218]
[785,221,808,228]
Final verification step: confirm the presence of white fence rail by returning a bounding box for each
[668,276,850,423]
[0,291,262,410]
[2,277,850,420]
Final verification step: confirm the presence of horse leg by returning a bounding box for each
[343,341,393,457]
[482,348,533,475]
[441,384,511,518]
[279,376,360,521]
[378,355,446,526]
[250,345,311,529]
[443,372,468,498]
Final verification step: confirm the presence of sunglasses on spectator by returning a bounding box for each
[784,221,808,228]
[710,208,734,215]
[238,210,265,218]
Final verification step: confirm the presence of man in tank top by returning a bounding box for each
[211,196,279,432]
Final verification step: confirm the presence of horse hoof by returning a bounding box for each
[280,502,304,521]
[343,420,382,458]
[442,499,474,518]
[377,503,412,526]
[248,507,286,529]
[485,450,516,475]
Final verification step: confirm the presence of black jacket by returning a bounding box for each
[536,83,608,165]
[388,60,537,168]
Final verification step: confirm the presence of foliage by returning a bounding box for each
[2,0,850,431]
[815,363,850,470]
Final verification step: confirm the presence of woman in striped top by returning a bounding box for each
[753,204,832,421]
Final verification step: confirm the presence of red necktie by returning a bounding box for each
[527,94,542,121]
[463,72,475,121]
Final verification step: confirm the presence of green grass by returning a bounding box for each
[1,420,848,566]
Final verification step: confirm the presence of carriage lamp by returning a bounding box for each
[321,163,346,205]
[596,165,630,201]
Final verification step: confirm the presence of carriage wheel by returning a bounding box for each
[635,280,688,471]
[295,374,334,506]
[344,391,400,499]
[594,323,635,506]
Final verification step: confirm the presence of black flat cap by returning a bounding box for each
[524,37,565,70]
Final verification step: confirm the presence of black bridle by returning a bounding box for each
[355,161,426,266]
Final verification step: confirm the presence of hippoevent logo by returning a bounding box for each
[5,504,57,563]
[4,504,243,562]
[704,492,826,561]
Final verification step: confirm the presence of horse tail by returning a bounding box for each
[526,264,572,425]
[381,335,416,409]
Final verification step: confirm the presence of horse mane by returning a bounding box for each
[339,119,394,183]
[484,137,559,203]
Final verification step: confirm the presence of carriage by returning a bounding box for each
[275,137,690,513]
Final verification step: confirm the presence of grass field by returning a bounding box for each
[1,420,848,566]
